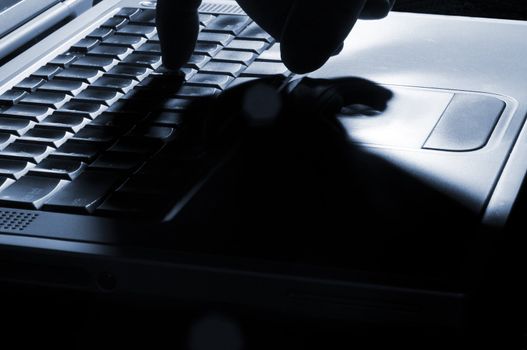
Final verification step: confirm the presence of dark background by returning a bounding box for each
[91,0,527,21]
[394,0,527,20]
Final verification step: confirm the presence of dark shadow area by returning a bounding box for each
[1,75,526,349]
[143,76,526,348]
[170,76,485,283]
[394,0,527,21]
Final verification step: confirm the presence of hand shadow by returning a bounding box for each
[170,75,489,283]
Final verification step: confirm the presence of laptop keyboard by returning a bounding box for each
[0,7,290,219]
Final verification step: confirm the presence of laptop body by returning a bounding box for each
[0,0,526,335]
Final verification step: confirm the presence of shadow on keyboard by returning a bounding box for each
[0,7,289,218]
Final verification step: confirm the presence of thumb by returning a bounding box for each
[280,0,368,74]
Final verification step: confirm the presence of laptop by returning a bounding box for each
[0,0,526,337]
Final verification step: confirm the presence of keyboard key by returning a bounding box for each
[129,9,156,25]
[136,42,161,54]
[162,98,191,111]
[91,76,136,93]
[1,104,52,122]
[0,90,27,105]
[238,22,274,43]
[200,61,246,77]
[51,141,103,162]
[55,67,104,84]
[104,35,146,49]
[105,100,150,114]
[150,111,184,127]
[241,61,290,77]
[0,176,69,209]
[39,80,87,96]
[109,136,163,155]
[101,17,128,30]
[71,126,122,143]
[87,27,114,40]
[90,152,145,172]
[199,14,216,26]
[119,83,158,97]
[57,102,106,119]
[106,65,151,81]
[117,24,156,38]
[71,56,118,72]
[43,170,123,213]
[0,159,33,179]
[71,38,100,53]
[48,54,79,67]
[117,173,177,195]
[0,117,34,136]
[88,45,133,60]
[175,86,219,98]
[197,32,233,46]
[135,73,183,90]
[180,68,197,81]
[0,142,53,163]
[149,33,159,43]
[14,77,45,92]
[227,76,258,89]
[140,126,175,140]
[187,73,234,90]
[206,15,251,35]
[19,91,70,109]
[32,65,62,80]
[185,54,211,70]
[28,158,86,180]
[120,88,163,101]
[18,128,72,148]
[257,43,281,61]
[0,133,16,149]
[89,112,143,128]
[213,50,255,65]
[226,39,267,54]
[121,53,162,69]
[39,114,88,133]
[193,42,222,57]
[96,192,169,217]
[0,177,14,192]
[115,8,141,20]
[74,88,122,105]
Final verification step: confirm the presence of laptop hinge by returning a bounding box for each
[0,0,92,61]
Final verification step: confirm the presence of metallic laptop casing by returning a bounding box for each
[0,0,526,328]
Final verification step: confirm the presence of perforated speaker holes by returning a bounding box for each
[0,211,39,231]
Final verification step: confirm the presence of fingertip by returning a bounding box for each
[281,49,326,75]
[280,0,365,74]
[281,42,344,74]
[359,0,394,19]
[156,0,201,70]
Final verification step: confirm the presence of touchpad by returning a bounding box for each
[338,86,505,152]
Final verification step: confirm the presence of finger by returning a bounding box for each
[359,0,395,19]
[156,0,201,70]
[281,0,368,74]
[235,0,290,40]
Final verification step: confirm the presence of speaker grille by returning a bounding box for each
[199,3,245,15]
[0,211,38,232]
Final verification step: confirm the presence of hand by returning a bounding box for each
[156,0,395,74]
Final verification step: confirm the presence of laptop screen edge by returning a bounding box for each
[0,0,62,39]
